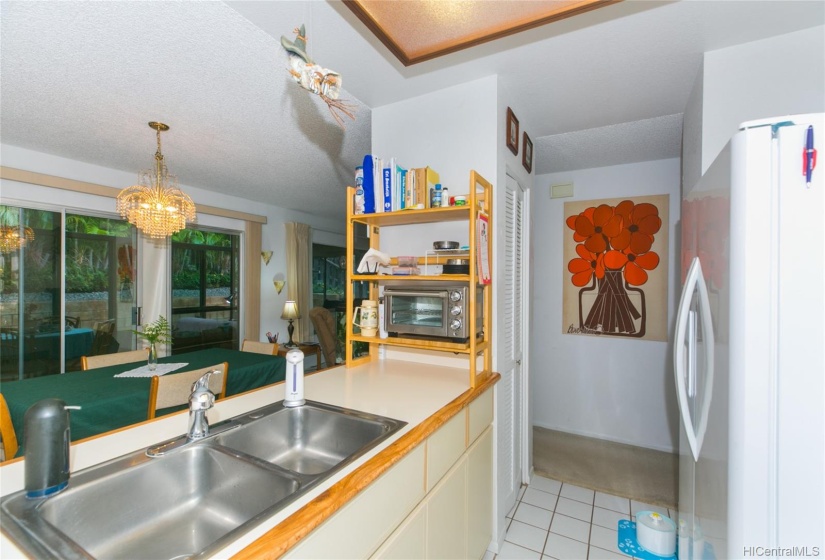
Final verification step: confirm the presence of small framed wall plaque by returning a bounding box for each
[506,107,519,155]
[522,132,533,173]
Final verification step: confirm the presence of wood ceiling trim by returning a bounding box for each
[343,0,622,66]
[0,166,267,224]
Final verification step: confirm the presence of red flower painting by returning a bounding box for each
[566,198,664,338]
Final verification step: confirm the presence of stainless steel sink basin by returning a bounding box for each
[1,400,406,560]
[215,401,406,475]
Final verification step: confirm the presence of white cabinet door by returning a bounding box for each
[467,426,493,559]
[372,502,427,560]
[426,454,468,560]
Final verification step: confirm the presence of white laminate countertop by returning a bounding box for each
[0,359,474,559]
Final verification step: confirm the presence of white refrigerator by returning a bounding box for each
[675,114,824,559]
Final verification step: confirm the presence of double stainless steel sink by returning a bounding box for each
[0,400,407,559]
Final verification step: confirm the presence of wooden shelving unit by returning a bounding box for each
[345,170,493,388]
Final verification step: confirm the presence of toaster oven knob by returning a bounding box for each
[449,290,462,302]
[450,319,462,331]
[450,305,462,316]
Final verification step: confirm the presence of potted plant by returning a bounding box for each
[133,315,171,370]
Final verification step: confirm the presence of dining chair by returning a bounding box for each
[81,348,148,371]
[0,393,19,462]
[147,362,228,420]
[89,319,119,356]
[309,307,338,369]
[240,340,279,355]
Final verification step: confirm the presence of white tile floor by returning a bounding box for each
[487,475,676,560]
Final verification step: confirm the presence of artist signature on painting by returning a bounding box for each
[567,324,603,335]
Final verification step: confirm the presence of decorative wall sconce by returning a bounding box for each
[261,251,273,266]
[273,272,286,294]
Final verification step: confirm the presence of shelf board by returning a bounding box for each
[349,334,472,353]
[351,274,472,282]
[351,205,471,227]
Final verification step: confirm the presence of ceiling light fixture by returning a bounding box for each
[0,224,35,254]
[117,122,196,239]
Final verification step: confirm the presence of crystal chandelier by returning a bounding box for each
[117,122,196,239]
[0,224,35,254]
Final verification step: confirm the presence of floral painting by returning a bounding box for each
[562,195,669,341]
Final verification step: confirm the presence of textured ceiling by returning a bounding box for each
[0,1,372,220]
[1,1,823,220]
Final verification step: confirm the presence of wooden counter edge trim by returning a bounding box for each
[232,372,501,560]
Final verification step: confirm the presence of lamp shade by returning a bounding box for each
[281,300,300,320]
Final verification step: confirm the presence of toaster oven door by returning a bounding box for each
[385,291,449,337]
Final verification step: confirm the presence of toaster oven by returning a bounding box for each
[383,283,483,341]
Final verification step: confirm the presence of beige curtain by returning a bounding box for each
[285,222,311,342]
[244,221,262,342]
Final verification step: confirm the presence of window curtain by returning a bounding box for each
[285,222,311,342]
[140,237,170,356]
[244,221,262,342]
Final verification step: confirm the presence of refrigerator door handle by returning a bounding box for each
[674,257,715,461]
[688,309,697,398]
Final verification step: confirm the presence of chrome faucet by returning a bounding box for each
[187,371,216,440]
[146,370,219,457]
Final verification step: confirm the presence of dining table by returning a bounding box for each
[1,348,286,457]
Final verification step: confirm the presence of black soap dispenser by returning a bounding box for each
[24,398,74,498]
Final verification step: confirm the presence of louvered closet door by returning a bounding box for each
[498,174,526,522]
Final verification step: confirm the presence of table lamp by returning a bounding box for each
[281,300,300,347]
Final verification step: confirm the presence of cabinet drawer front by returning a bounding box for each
[426,411,466,492]
[285,444,426,559]
[468,387,493,444]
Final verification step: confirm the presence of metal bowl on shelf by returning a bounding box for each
[433,240,459,250]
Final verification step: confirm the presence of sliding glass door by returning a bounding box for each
[170,228,240,354]
[0,205,138,381]
[65,213,139,368]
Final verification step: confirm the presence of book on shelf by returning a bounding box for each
[362,155,375,214]
[382,161,392,212]
[357,155,438,213]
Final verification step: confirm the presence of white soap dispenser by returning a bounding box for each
[284,347,306,407]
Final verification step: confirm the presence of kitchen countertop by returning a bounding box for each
[0,359,498,559]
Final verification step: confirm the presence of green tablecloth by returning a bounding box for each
[1,348,285,454]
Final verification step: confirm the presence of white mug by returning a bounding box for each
[353,300,379,337]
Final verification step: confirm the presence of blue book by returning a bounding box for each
[362,155,375,214]
[383,165,392,212]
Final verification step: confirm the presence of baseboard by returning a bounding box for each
[489,522,507,555]
[532,421,677,454]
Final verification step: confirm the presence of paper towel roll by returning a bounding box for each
[636,511,676,556]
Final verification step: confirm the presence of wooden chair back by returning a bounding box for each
[81,348,148,371]
[309,307,338,369]
[240,340,279,355]
[0,393,19,462]
[147,362,228,420]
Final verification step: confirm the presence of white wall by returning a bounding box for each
[370,75,498,257]
[0,144,344,343]
[701,25,825,173]
[532,158,681,452]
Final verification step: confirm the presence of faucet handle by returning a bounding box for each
[189,370,217,411]
[191,370,214,393]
